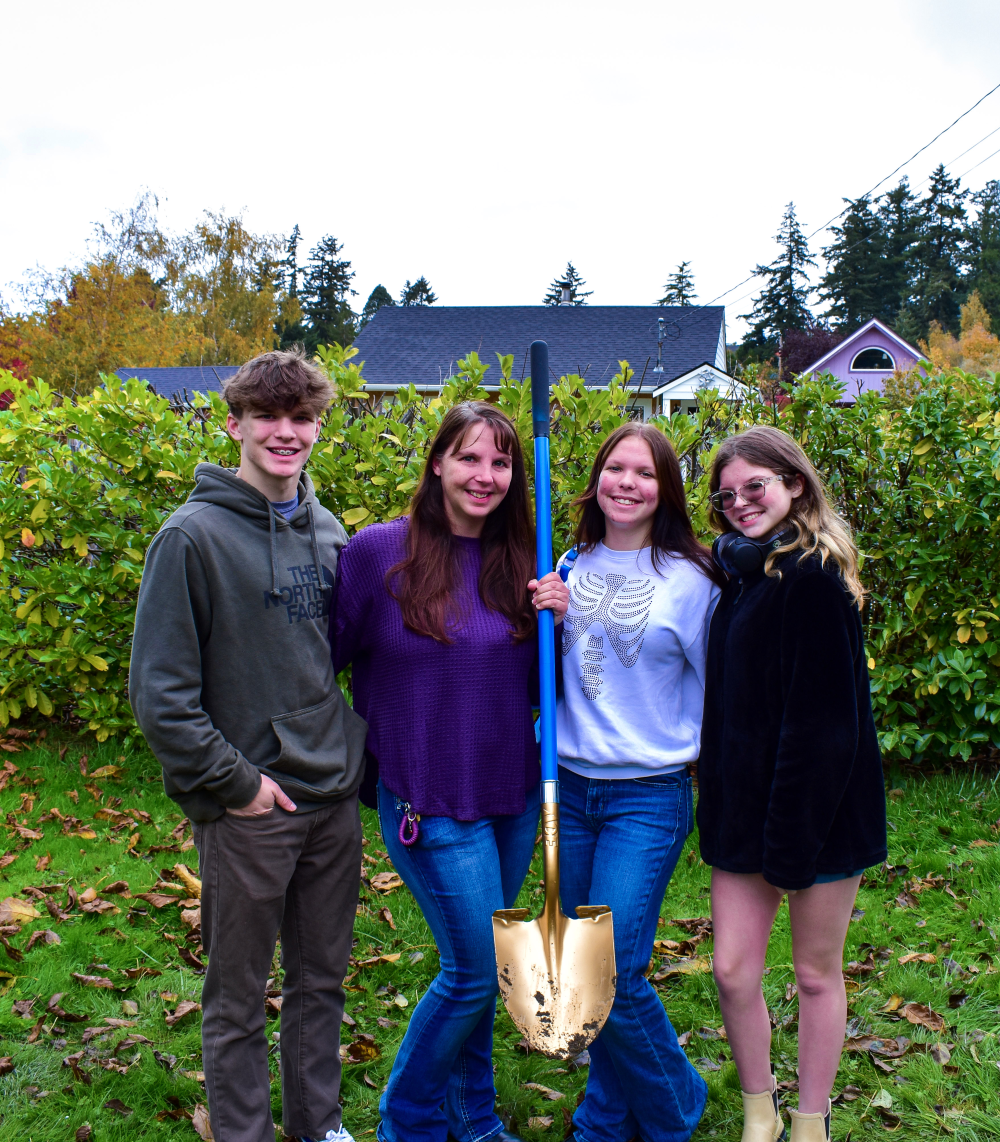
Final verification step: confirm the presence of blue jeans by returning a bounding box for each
[558,766,707,1142]
[376,779,540,1142]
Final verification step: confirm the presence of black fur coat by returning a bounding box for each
[697,552,887,890]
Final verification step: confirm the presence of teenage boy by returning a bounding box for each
[130,348,367,1142]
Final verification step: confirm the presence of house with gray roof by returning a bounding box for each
[352,305,732,419]
[115,304,736,419]
[115,365,239,402]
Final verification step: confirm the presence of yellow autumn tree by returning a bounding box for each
[922,291,1000,377]
[172,212,285,365]
[6,195,293,394]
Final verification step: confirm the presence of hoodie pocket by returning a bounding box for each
[268,692,368,794]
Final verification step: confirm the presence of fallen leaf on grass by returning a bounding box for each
[25,928,60,951]
[527,1117,554,1129]
[834,1085,864,1102]
[71,972,114,989]
[523,1082,565,1100]
[182,1071,206,1082]
[75,1125,93,1141]
[12,998,35,1018]
[894,890,919,909]
[342,1033,381,1063]
[165,1000,202,1026]
[881,994,905,1013]
[180,907,202,930]
[89,765,124,779]
[154,1050,177,1070]
[0,853,18,869]
[266,996,283,1016]
[676,1030,691,1046]
[370,871,404,892]
[929,1042,952,1065]
[80,899,120,915]
[102,880,131,895]
[47,993,87,1022]
[35,852,51,872]
[134,892,180,909]
[898,952,937,965]
[0,1057,14,1075]
[378,907,396,930]
[653,955,712,980]
[173,863,202,898]
[0,930,23,962]
[0,897,41,924]
[899,1003,944,1032]
[969,839,995,848]
[121,966,161,980]
[62,1051,92,1084]
[26,1015,46,1042]
[103,1099,133,1116]
[192,1103,214,1139]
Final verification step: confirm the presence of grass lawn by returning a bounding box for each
[1,730,999,1140]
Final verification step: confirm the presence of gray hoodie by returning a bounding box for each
[130,463,367,822]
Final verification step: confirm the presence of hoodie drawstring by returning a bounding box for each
[306,502,331,601]
[268,506,282,600]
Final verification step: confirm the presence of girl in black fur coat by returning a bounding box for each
[697,427,887,1142]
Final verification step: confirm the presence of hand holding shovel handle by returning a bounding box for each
[492,340,616,1059]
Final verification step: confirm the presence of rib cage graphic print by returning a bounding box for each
[562,573,655,699]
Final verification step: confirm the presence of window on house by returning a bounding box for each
[851,347,895,371]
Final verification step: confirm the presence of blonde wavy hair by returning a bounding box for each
[708,425,865,608]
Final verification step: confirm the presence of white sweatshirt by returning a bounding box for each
[555,543,720,779]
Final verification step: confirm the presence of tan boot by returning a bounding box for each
[788,1099,831,1142]
[740,1074,786,1141]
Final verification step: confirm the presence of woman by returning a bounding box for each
[698,426,887,1142]
[333,401,569,1142]
[555,423,723,1142]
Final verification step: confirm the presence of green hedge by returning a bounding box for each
[1,348,999,764]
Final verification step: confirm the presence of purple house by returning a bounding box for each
[802,318,925,399]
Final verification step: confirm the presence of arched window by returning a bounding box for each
[851,347,895,371]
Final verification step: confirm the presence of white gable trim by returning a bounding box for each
[805,318,925,375]
[715,317,727,370]
[651,363,745,400]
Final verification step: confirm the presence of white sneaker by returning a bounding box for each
[301,1129,355,1142]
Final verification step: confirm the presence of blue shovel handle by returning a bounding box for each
[530,341,559,801]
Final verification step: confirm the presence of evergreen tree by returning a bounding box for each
[399,276,437,306]
[543,262,593,306]
[277,224,307,349]
[876,179,921,330]
[819,196,886,330]
[912,164,970,334]
[359,284,396,329]
[969,180,1000,322]
[657,262,696,306]
[283,224,302,298]
[740,202,815,356]
[300,235,357,351]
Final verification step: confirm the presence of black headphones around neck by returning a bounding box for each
[712,529,793,577]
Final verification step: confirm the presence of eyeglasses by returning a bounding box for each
[709,475,787,512]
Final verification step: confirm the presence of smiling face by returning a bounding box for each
[431,422,513,537]
[596,436,660,549]
[717,456,802,539]
[226,404,322,502]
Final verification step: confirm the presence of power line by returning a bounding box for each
[702,81,1000,310]
[959,142,1000,180]
[804,79,1000,243]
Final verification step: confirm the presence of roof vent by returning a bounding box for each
[559,281,572,306]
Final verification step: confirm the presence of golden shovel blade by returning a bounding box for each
[493,903,616,1059]
[492,803,616,1059]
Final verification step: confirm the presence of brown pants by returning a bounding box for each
[193,796,362,1142]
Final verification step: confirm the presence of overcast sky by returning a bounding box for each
[3,0,1000,339]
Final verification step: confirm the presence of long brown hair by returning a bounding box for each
[573,423,724,586]
[708,425,865,607]
[387,401,536,643]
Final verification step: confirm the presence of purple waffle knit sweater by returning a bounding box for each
[332,516,539,820]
